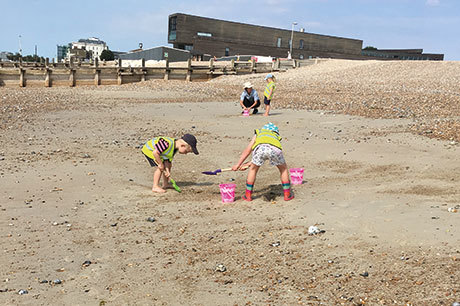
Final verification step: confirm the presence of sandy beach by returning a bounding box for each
[1,60,459,305]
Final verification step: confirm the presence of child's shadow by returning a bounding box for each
[254,184,284,201]
[176,181,214,187]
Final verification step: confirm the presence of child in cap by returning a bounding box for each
[263,74,276,116]
[142,134,198,193]
[231,123,294,201]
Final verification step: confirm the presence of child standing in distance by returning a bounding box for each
[263,73,276,116]
[142,134,199,193]
[231,123,294,201]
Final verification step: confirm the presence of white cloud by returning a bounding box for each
[426,0,440,6]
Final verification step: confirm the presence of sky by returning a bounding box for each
[0,0,459,60]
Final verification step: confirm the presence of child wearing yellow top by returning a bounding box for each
[263,73,276,116]
[231,123,294,202]
[141,134,199,193]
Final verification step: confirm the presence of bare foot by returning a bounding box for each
[263,113,269,116]
[162,183,173,189]
[152,186,166,193]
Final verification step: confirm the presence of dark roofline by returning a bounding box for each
[123,46,190,55]
[169,12,363,43]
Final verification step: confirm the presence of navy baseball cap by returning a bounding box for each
[182,134,199,155]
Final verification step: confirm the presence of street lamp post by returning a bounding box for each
[289,22,297,59]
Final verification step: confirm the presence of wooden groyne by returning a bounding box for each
[0,58,322,87]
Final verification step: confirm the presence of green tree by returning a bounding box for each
[363,46,377,51]
[7,53,45,62]
[100,49,114,61]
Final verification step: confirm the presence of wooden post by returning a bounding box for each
[19,68,25,87]
[94,69,100,86]
[45,69,51,87]
[209,58,214,69]
[141,59,146,81]
[186,58,192,81]
[164,59,170,80]
[94,58,99,68]
[276,58,280,70]
[251,58,256,73]
[292,59,296,68]
[117,58,123,85]
[231,59,235,72]
[117,71,122,85]
[69,69,75,87]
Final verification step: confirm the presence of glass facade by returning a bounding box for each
[57,44,70,61]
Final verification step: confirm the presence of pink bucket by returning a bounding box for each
[243,109,250,116]
[219,184,236,203]
[289,168,304,185]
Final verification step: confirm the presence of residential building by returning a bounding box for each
[0,51,13,61]
[70,37,108,60]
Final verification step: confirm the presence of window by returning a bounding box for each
[299,39,304,49]
[225,47,229,56]
[169,16,177,41]
[299,54,304,59]
[185,45,193,51]
[169,16,177,31]
[277,37,282,48]
[197,32,212,37]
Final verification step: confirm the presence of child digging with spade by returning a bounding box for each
[141,134,199,193]
[231,123,294,201]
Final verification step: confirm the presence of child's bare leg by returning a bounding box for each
[243,164,260,201]
[152,168,166,193]
[264,105,271,116]
[162,161,172,189]
[277,163,294,201]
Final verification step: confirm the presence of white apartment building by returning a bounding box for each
[70,37,108,60]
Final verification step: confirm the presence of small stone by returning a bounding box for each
[146,217,156,222]
[39,280,48,284]
[82,260,92,267]
[53,279,62,285]
[308,225,325,235]
[215,264,227,272]
[18,289,28,295]
[271,241,280,247]
[360,272,369,277]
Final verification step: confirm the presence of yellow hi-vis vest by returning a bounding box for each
[264,81,276,99]
[142,137,176,162]
[252,129,282,150]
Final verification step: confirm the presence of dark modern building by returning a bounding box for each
[168,13,444,61]
[361,48,444,61]
[119,46,191,62]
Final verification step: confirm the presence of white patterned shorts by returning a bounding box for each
[252,144,286,166]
